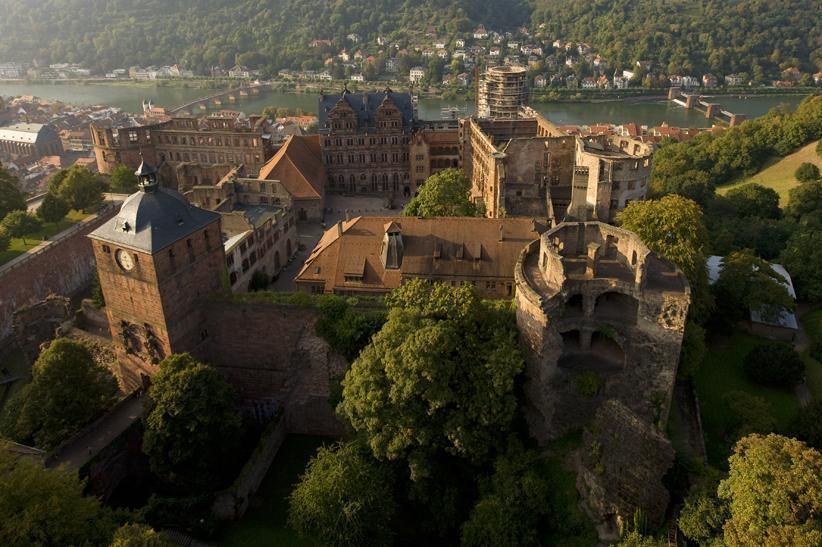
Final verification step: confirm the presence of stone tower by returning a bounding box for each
[89,159,225,390]
[514,221,690,441]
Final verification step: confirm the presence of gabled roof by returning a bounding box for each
[257,135,325,201]
[318,89,415,133]
[296,216,540,293]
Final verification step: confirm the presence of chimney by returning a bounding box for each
[498,223,504,242]
[336,221,343,237]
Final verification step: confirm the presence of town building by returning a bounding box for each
[295,216,540,298]
[408,121,461,191]
[91,113,276,190]
[409,66,425,83]
[257,135,326,222]
[477,65,529,119]
[460,109,653,221]
[318,88,415,198]
[0,123,63,161]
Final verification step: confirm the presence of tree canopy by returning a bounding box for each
[0,210,41,241]
[714,250,794,324]
[0,164,25,222]
[718,434,822,546]
[109,165,139,194]
[403,169,482,218]
[0,446,117,547]
[795,162,821,183]
[142,353,242,490]
[288,441,396,547]
[0,338,118,449]
[49,166,106,212]
[109,524,175,547]
[37,193,70,224]
[338,280,523,479]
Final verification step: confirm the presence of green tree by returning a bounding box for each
[109,164,139,194]
[723,391,776,440]
[0,445,117,547]
[714,250,795,323]
[109,524,174,547]
[460,439,551,547]
[816,139,822,158]
[785,180,822,221]
[791,401,822,451]
[1,210,42,244]
[617,195,711,319]
[0,225,9,253]
[37,192,70,223]
[718,434,822,546]
[142,353,242,490]
[288,441,396,547]
[338,280,523,479]
[724,184,781,219]
[51,166,106,212]
[678,490,728,545]
[614,531,668,547]
[0,338,118,449]
[795,162,821,183]
[743,343,805,388]
[0,163,25,221]
[403,169,482,217]
[780,217,822,301]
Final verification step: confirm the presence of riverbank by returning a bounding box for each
[3,76,816,105]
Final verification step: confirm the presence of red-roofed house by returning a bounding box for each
[257,135,326,222]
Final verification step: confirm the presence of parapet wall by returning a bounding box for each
[0,205,117,342]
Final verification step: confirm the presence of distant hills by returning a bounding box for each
[0,0,818,79]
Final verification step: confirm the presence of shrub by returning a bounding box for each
[723,390,776,439]
[743,343,804,387]
[795,162,821,183]
[575,372,603,397]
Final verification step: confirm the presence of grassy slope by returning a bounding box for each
[717,140,822,206]
[695,330,800,467]
[217,435,327,547]
[0,210,88,266]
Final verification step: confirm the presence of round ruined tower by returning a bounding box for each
[514,221,691,443]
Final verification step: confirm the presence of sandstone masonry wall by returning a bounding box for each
[0,206,117,342]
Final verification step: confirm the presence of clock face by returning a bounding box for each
[116,249,135,271]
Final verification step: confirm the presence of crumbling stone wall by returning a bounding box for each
[0,207,116,342]
[515,222,690,442]
[205,301,348,437]
[576,400,675,541]
[12,295,72,360]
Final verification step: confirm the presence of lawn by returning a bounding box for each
[0,210,88,266]
[695,330,801,467]
[716,140,821,206]
[216,435,328,547]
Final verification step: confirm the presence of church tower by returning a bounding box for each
[89,159,225,389]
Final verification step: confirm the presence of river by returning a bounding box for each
[0,81,809,127]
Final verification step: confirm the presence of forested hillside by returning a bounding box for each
[0,0,528,73]
[531,0,822,78]
[0,0,819,78]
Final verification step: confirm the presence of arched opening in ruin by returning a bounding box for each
[561,329,581,352]
[286,239,293,257]
[565,293,584,318]
[594,291,638,323]
[274,251,281,271]
[590,331,625,369]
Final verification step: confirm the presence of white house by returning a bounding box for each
[409,66,425,83]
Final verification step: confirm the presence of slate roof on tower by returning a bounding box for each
[318,88,415,133]
[90,187,219,253]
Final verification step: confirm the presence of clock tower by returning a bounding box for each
[89,159,225,390]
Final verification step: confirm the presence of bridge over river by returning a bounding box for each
[667,87,747,126]
[169,82,273,115]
